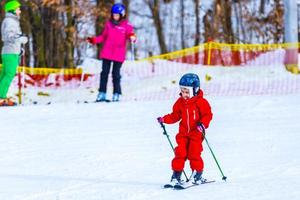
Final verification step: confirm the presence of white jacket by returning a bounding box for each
[1,13,27,54]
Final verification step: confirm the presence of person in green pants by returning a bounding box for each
[0,0,28,106]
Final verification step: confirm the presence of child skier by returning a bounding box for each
[0,0,28,106]
[87,3,136,102]
[157,73,213,185]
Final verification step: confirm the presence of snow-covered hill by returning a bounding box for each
[0,65,300,199]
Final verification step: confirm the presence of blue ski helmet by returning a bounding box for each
[111,3,126,17]
[179,73,200,96]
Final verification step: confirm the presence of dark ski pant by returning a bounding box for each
[172,131,204,172]
[99,59,123,94]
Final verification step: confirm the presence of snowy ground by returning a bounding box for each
[0,92,299,199]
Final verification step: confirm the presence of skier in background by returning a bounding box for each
[87,3,136,102]
[157,73,213,185]
[0,0,28,106]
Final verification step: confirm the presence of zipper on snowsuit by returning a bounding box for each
[186,108,190,133]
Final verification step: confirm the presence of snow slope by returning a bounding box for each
[1,63,300,199]
[0,93,300,200]
[10,59,300,104]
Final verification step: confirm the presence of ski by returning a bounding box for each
[95,99,111,103]
[0,103,17,107]
[173,180,215,190]
[76,99,111,104]
[163,183,175,189]
[31,101,52,105]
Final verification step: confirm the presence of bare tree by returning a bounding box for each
[221,0,235,43]
[203,9,213,42]
[146,0,168,54]
[194,0,201,45]
[180,0,185,49]
[95,0,114,57]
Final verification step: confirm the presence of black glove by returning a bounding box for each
[197,123,206,139]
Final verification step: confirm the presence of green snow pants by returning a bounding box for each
[0,54,19,99]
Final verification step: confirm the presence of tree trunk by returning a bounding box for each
[238,0,246,42]
[96,0,114,57]
[273,0,283,43]
[0,2,5,63]
[123,0,129,12]
[180,0,185,49]
[221,0,235,43]
[54,15,65,68]
[147,0,168,54]
[203,9,213,42]
[42,7,54,67]
[283,0,299,73]
[64,0,75,68]
[233,0,240,43]
[194,0,200,45]
[259,0,266,14]
[28,6,46,68]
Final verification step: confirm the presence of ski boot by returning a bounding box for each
[191,171,206,184]
[0,99,6,106]
[163,171,184,188]
[0,98,17,106]
[6,98,17,106]
[171,171,183,185]
[96,92,107,102]
[112,93,120,102]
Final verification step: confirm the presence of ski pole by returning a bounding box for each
[201,128,227,181]
[131,42,135,61]
[18,45,25,105]
[158,121,189,182]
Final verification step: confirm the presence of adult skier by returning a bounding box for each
[87,3,136,102]
[0,0,28,106]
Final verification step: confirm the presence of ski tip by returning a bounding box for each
[173,185,185,190]
[95,99,111,103]
[163,184,174,189]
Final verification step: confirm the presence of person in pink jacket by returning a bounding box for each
[87,3,136,102]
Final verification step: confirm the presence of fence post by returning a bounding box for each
[207,39,213,66]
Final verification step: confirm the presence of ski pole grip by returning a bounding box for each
[157,120,167,135]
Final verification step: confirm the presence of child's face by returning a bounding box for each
[112,14,121,21]
[180,87,190,99]
[16,8,21,17]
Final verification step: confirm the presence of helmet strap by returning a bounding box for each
[180,86,193,97]
[194,87,200,96]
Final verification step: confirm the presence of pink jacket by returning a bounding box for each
[94,20,135,63]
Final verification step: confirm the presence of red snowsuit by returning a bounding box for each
[162,90,213,172]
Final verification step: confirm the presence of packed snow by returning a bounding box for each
[0,64,300,200]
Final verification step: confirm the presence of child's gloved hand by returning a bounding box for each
[157,117,164,124]
[129,33,137,43]
[86,37,96,44]
[197,123,206,140]
[18,36,28,44]
[197,123,205,133]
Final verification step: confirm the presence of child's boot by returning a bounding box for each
[112,93,120,102]
[0,98,6,106]
[192,171,206,184]
[5,98,17,106]
[171,171,183,184]
[96,92,106,102]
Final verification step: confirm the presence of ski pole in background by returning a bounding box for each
[131,42,135,61]
[18,45,25,105]
[158,121,189,182]
[201,128,227,181]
